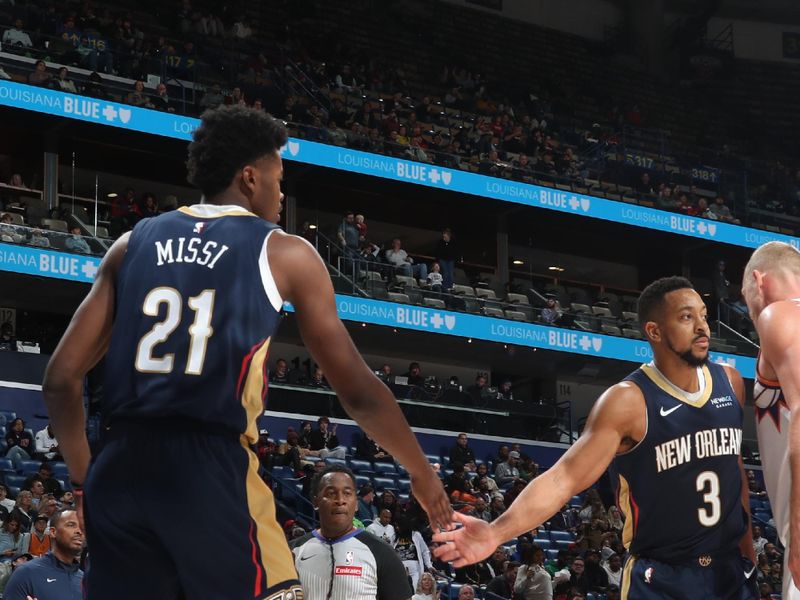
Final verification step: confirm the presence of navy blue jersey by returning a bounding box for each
[103,205,283,444]
[610,361,746,563]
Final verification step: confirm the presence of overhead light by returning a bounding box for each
[548,266,565,272]
[467,338,472,343]
[308,224,317,229]
[361,323,367,327]
[512,259,524,265]
[107,192,118,198]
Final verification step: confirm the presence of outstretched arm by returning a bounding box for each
[758,302,800,584]
[42,233,129,487]
[270,232,452,530]
[433,382,643,566]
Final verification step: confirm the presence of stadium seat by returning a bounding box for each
[7,486,19,499]
[396,479,412,493]
[550,531,575,542]
[423,297,446,309]
[50,462,69,478]
[18,460,40,475]
[0,459,13,473]
[534,538,552,550]
[387,292,410,304]
[0,411,16,424]
[546,549,559,561]
[374,462,397,476]
[271,466,295,480]
[372,476,397,492]
[355,475,371,488]
[348,459,373,473]
[5,474,25,489]
[555,540,574,551]
[324,457,347,468]
[449,583,462,600]
[425,454,441,465]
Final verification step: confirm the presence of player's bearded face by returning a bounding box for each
[665,330,709,367]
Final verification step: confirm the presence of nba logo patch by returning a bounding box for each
[193,222,205,234]
[644,567,654,584]
[345,551,354,566]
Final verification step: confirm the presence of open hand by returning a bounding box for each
[432,512,499,568]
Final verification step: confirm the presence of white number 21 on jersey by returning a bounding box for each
[135,287,215,375]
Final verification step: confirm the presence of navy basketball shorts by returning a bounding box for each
[83,420,303,600]
[621,552,758,600]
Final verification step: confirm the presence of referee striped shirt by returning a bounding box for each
[290,528,411,600]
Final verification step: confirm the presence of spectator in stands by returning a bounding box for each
[0,323,16,352]
[0,484,14,514]
[514,543,551,600]
[225,86,246,106]
[0,213,23,243]
[578,490,607,524]
[474,464,502,499]
[27,463,61,496]
[64,227,91,254]
[29,229,50,248]
[498,380,514,402]
[37,495,58,523]
[393,516,433,591]
[427,262,444,292]
[486,560,519,599]
[28,61,51,87]
[355,214,368,241]
[59,490,75,510]
[767,562,782,591]
[386,238,427,281]
[355,431,392,462]
[151,83,175,113]
[449,433,476,472]
[367,509,396,545]
[541,296,564,325]
[125,80,150,108]
[467,374,490,406]
[308,366,329,388]
[4,508,84,599]
[504,479,527,508]
[337,210,360,258]
[140,193,159,219]
[567,556,588,595]
[0,516,27,560]
[583,549,609,593]
[518,456,538,482]
[53,67,78,94]
[412,571,439,600]
[2,19,33,49]
[27,515,51,557]
[602,553,622,588]
[709,196,740,224]
[25,480,44,510]
[696,197,718,220]
[0,552,31,595]
[356,484,379,523]
[378,489,399,516]
[455,557,493,587]
[307,416,346,459]
[490,496,507,520]
[606,505,624,537]
[10,490,34,532]
[458,585,476,600]
[635,172,654,195]
[752,525,768,557]
[495,450,523,487]
[200,83,225,110]
[405,362,424,386]
[6,418,33,466]
[269,358,290,384]
[231,17,253,40]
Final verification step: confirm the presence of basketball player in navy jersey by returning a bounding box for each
[41,106,452,600]
[434,276,757,599]
[742,241,800,598]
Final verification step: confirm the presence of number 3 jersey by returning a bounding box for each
[610,361,747,562]
[103,204,283,444]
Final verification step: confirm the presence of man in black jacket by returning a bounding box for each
[308,416,346,459]
[448,433,476,472]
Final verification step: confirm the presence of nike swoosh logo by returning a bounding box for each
[744,566,756,579]
[660,405,683,417]
[46,578,57,583]
[300,555,316,561]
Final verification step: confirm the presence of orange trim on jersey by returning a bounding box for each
[241,438,299,593]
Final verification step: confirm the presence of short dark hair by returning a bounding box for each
[186,105,288,199]
[50,507,77,529]
[637,276,695,328]
[310,464,357,500]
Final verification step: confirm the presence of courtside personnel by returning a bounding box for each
[742,241,800,598]
[291,465,411,600]
[42,105,451,600]
[434,277,757,599]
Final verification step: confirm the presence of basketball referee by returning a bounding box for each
[291,465,412,600]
